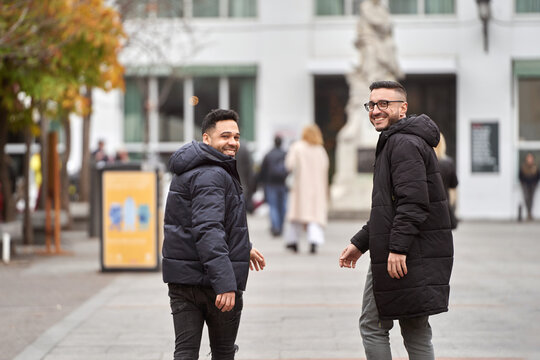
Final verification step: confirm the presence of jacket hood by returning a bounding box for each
[377,114,440,155]
[168,140,240,180]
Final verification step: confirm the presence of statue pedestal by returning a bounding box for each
[330,102,377,215]
[330,173,373,214]
[330,0,402,217]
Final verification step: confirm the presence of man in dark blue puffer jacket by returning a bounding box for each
[339,81,453,360]
[162,109,266,360]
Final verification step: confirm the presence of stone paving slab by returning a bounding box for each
[3,215,540,360]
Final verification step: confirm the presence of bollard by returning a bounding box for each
[2,232,10,264]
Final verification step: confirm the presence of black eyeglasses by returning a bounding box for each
[364,100,404,112]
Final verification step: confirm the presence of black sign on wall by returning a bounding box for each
[471,122,499,173]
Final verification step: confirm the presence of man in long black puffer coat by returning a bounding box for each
[339,81,453,360]
[163,109,266,359]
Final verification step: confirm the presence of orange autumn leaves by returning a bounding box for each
[0,0,126,118]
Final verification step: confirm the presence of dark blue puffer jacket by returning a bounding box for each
[162,141,251,294]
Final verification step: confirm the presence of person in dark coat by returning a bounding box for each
[519,152,540,221]
[339,81,454,360]
[235,143,255,213]
[162,109,266,359]
[258,135,288,236]
[434,133,459,229]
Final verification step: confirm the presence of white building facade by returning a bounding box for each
[78,0,540,220]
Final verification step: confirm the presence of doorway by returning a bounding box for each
[313,75,349,183]
[401,74,457,162]
[314,74,457,183]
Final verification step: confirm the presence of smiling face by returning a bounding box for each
[202,119,240,157]
[368,88,408,132]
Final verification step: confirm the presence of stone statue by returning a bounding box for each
[356,0,402,84]
[331,0,403,212]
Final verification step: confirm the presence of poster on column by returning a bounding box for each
[471,122,499,173]
[101,171,159,271]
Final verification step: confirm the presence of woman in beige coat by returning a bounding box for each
[285,124,329,254]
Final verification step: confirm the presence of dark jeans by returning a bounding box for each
[521,183,537,219]
[265,184,287,235]
[168,284,243,360]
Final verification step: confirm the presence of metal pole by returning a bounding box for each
[2,232,10,264]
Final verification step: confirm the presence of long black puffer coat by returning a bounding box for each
[162,141,251,295]
[351,114,454,320]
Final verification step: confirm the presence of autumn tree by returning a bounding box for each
[0,0,125,242]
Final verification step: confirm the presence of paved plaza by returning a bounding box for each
[1,212,539,360]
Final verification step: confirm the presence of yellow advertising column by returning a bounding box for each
[101,171,159,271]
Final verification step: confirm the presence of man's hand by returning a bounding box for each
[339,244,362,269]
[215,291,235,312]
[250,248,266,271]
[387,252,407,279]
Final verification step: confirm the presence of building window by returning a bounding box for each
[315,0,454,17]
[118,0,183,19]
[389,0,417,14]
[124,77,146,142]
[119,0,257,18]
[117,0,150,19]
[193,77,220,140]
[193,0,220,17]
[158,78,184,142]
[229,77,256,141]
[229,0,257,17]
[315,0,363,16]
[516,0,540,13]
[389,0,454,15]
[425,0,454,14]
[518,78,540,141]
[316,0,345,15]
[515,60,540,143]
[124,68,256,148]
[158,0,184,18]
[515,60,540,180]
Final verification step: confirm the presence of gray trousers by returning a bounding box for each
[359,266,435,360]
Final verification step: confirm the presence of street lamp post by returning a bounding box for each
[477,0,491,52]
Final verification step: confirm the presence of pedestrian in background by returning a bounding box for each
[285,124,329,254]
[235,143,256,213]
[434,133,459,229]
[258,134,288,237]
[91,139,111,164]
[519,152,540,221]
[162,109,266,359]
[339,80,453,360]
[114,147,130,163]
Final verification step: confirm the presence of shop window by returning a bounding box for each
[124,69,256,148]
[229,77,256,141]
[124,77,146,142]
[158,78,184,142]
[194,77,220,140]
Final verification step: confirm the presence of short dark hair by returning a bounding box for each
[201,109,239,135]
[274,135,282,148]
[369,80,407,99]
